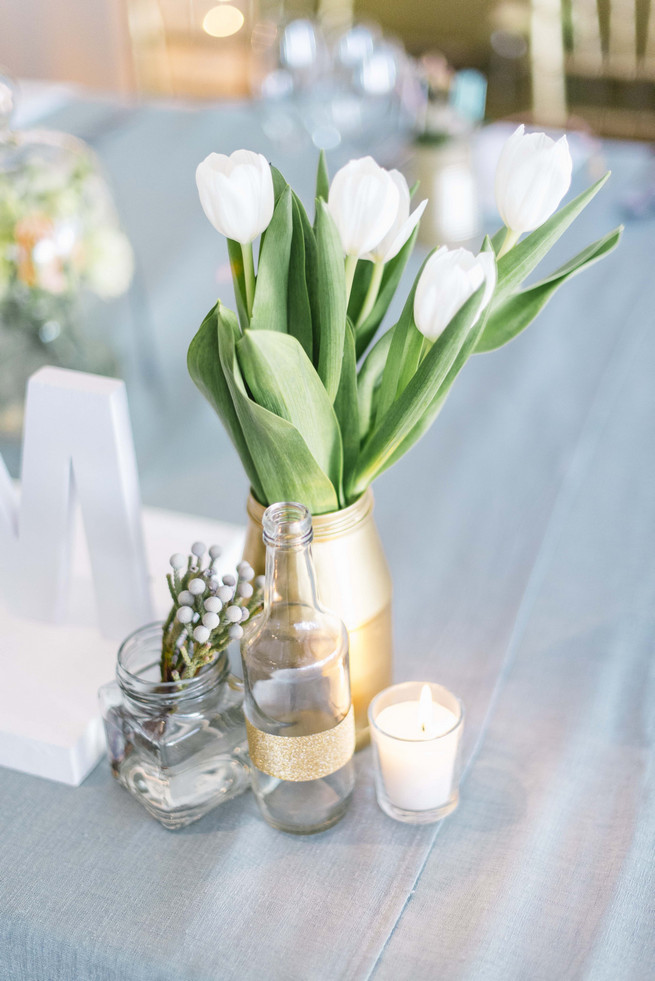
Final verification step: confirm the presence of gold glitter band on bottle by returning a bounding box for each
[246,705,355,782]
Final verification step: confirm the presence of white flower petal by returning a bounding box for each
[495,126,572,235]
[413,246,496,341]
[196,150,274,243]
[328,156,400,257]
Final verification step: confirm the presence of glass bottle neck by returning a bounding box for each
[264,542,319,609]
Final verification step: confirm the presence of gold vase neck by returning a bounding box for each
[247,488,374,540]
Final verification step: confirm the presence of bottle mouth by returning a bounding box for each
[262,502,313,548]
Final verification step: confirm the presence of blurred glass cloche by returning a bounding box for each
[0,74,133,434]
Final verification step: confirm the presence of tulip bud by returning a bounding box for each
[413,246,496,342]
[364,170,427,263]
[495,125,572,236]
[196,149,275,244]
[327,156,400,258]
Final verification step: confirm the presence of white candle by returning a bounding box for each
[370,683,463,815]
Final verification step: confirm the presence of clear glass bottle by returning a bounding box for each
[241,502,355,834]
[99,622,250,829]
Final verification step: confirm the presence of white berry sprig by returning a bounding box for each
[160,543,261,682]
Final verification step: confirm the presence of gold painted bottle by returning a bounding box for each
[240,502,355,834]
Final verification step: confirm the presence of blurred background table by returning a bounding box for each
[0,89,653,980]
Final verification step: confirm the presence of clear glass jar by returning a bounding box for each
[241,502,355,835]
[98,623,250,829]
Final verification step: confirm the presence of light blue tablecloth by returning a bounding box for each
[0,95,653,980]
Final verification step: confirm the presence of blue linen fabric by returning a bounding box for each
[0,100,653,980]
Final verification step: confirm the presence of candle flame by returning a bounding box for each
[418,684,433,734]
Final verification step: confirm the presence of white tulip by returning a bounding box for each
[413,246,497,342]
[327,156,400,258]
[495,125,572,238]
[365,170,427,263]
[195,149,274,244]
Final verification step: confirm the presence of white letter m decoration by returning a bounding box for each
[0,367,153,639]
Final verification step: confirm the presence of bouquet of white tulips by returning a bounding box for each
[189,126,621,515]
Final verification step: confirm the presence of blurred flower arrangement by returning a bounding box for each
[0,150,133,306]
[161,542,263,682]
[0,79,134,431]
[189,129,622,516]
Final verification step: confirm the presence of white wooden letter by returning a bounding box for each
[0,367,152,638]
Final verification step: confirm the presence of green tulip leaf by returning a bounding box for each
[314,199,346,401]
[490,226,506,255]
[226,239,249,333]
[351,224,421,359]
[271,165,288,201]
[256,165,290,258]
[373,304,492,480]
[520,224,622,289]
[374,248,435,425]
[357,326,394,442]
[494,172,610,300]
[236,328,343,498]
[292,191,320,367]
[217,306,339,513]
[334,319,359,502]
[251,185,293,333]
[316,150,330,203]
[287,195,314,359]
[187,304,264,501]
[353,283,485,495]
[477,225,622,353]
[347,259,371,332]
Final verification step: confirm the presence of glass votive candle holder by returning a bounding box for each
[368,682,464,824]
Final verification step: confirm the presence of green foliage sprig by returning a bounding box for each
[161,542,263,682]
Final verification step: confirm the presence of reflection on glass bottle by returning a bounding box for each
[241,502,355,834]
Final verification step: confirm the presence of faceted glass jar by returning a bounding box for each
[98,623,250,829]
[241,503,355,835]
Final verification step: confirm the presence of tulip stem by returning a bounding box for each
[497,228,519,259]
[241,242,255,319]
[356,259,385,328]
[345,254,358,307]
